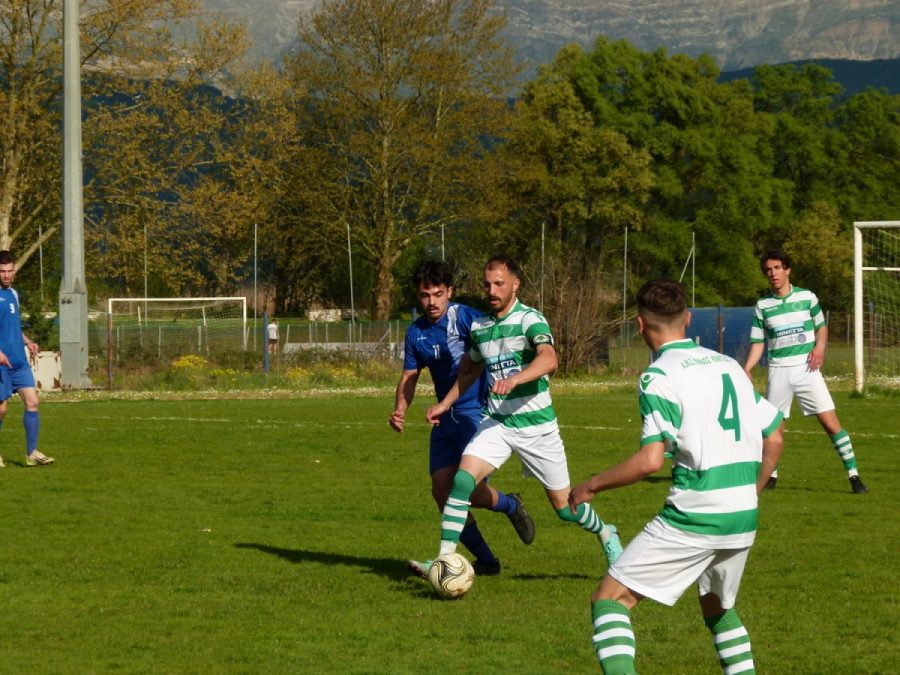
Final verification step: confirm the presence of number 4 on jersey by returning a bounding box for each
[717,373,742,441]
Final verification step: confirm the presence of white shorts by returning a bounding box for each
[609,518,750,609]
[766,364,835,418]
[462,418,570,491]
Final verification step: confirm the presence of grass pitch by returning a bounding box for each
[0,385,895,673]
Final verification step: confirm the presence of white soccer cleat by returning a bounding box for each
[26,450,54,467]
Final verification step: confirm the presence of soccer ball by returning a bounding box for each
[428,552,475,599]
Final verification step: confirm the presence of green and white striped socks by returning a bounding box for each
[705,608,755,674]
[591,599,636,674]
[438,469,476,556]
[830,429,859,475]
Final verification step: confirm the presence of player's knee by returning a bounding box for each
[450,469,476,497]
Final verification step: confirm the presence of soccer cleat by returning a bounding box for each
[849,476,868,494]
[406,559,432,579]
[26,450,54,467]
[764,476,777,490]
[600,525,623,566]
[506,493,536,545]
[0,455,4,468]
[473,558,501,576]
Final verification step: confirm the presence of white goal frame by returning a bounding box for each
[853,221,900,392]
[107,297,248,350]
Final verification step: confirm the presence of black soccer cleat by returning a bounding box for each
[763,476,777,490]
[473,558,501,576]
[506,493,536,545]
[849,476,869,494]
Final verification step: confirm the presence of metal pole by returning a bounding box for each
[39,224,44,303]
[347,222,356,342]
[622,227,628,323]
[253,222,258,352]
[692,231,696,307]
[853,223,864,392]
[59,0,92,388]
[441,224,445,261]
[540,221,545,313]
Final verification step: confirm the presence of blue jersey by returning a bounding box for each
[0,287,27,368]
[403,303,488,412]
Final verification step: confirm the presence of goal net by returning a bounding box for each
[107,297,248,366]
[854,222,900,392]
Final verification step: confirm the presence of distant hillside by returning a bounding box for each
[720,58,900,96]
[200,0,899,71]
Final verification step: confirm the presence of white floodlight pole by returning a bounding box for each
[59,0,92,388]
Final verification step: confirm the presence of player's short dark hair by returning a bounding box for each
[760,249,790,273]
[485,255,522,279]
[0,250,15,265]
[637,279,687,325]
[413,260,453,288]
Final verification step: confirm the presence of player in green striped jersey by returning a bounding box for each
[408,256,622,583]
[571,279,784,674]
[744,250,868,494]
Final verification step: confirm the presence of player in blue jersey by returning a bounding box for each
[0,251,53,467]
[391,260,535,577]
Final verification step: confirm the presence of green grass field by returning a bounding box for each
[0,384,895,673]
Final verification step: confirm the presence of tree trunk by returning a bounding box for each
[371,253,396,321]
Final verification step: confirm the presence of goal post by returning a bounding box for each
[107,297,248,375]
[854,221,900,392]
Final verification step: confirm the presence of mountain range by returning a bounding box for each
[200,0,898,72]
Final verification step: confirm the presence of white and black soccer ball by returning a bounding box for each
[428,552,475,599]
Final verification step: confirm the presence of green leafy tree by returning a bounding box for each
[283,0,518,319]
[0,0,203,275]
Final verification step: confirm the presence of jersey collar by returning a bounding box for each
[492,299,522,321]
[656,338,697,355]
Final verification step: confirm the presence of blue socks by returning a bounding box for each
[491,490,517,515]
[24,410,39,454]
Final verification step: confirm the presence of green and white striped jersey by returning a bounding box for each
[468,300,557,436]
[639,339,783,548]
[750,286,824,367]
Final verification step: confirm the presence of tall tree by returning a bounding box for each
[0,0,201,271]
[285,0,518,319]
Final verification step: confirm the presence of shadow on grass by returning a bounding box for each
[235,542,410,582]
[511,572,595,581]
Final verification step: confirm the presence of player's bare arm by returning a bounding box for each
[0,350,9,367]
[568,441,666,512]
[491,342,558,396]
[425,354,483,425]
[807,324,829,371]
[390,368,420,433]
[757,422,785,494]
[22,333,38,355]
[743,342,765,375]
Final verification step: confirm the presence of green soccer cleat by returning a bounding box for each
[600,525,623,566]
[26,450,54,467]
[506,493,536,545]
[406,559,432,579]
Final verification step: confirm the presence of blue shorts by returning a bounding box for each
[4,363,35,398]
[429,407,483,474]
[0,368,11,402]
